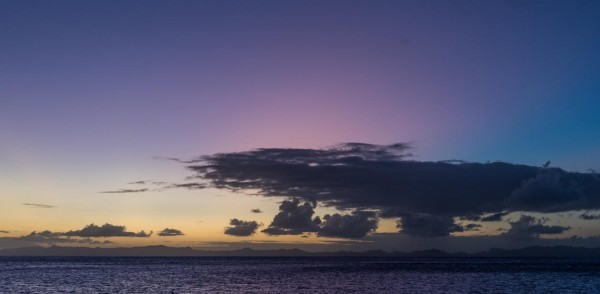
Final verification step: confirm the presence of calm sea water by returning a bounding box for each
[1,256,599,293]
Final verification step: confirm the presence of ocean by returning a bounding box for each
[1,257,599,293]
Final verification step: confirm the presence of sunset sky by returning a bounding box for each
[2,0,600,252]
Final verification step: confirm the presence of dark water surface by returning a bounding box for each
[1,257,599,293]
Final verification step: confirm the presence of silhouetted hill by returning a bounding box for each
[474,246,600,258]
[2,245,600,257]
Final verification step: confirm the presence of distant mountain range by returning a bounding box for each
[2,245,600,257]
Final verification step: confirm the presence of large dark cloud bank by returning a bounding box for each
[145,143,600,239]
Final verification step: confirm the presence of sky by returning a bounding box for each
[1,0,600,252]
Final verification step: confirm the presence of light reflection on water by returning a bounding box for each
[1,257,600,293]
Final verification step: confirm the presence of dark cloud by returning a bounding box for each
[22,203,54,208]
[459,214,483,222]
[481,212,510,222]
[0,224,159,248]
[174,143,600,237]
[224,219,261,236]
[318,211,378,238]
[0,230,8,233]
[260,227,296,236]
[62,223,152,238]
[502,215,570,240]
[463,224,482,231]
[458,212,509,222]
[100,189,149,194]
[261,199,321,235]
[506,169,588,212]
[398,213,465,237]
[158,228,184,236]
[580,213,600,220]
[27,230,62,239]
[251,208,263,213]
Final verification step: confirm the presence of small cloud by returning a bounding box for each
[397,213,465,237]
[318,211,378,238]
[62,223,152,238]
[158,228,184,236]
[224,219,261,237]
[259,199,378,239]
[22,203,54,208]
[261,199,321,235]
[250,208,263,213]
[0,230,9,233]
[502,215,570,240]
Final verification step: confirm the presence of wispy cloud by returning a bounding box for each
[100,189,149,194]
[127,180,148,185]
[22,203,55,208]
[167,183,206,190]
[101,181,205,194]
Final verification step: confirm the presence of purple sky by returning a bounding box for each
[1,0,600,251]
